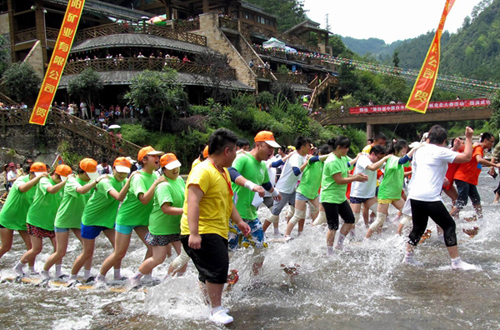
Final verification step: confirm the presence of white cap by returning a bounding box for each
[164,160,181,170]
[86,171,99,181]
[34,172,45,177]
[115,166,131,174]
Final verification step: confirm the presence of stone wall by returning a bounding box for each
[24,40,44,77]
[194,13,256,90]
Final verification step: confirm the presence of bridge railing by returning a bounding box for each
[349,98,491,115]
[0,108,142,157]
[63,57,236,80]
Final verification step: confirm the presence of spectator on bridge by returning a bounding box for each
[115,105,121,118]
[182,55,190,63]
[249,59,254,68]
[68,103,75,116]
[368,100,374,106]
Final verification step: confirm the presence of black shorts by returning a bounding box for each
[322,200,355,231]
[181,234,229,284]
[455,180,481,209]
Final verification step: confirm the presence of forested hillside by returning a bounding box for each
[394,0,500,81]
[341,36,403,59]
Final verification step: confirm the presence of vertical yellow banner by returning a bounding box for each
[406,0,456,113]
[29,0,86,125]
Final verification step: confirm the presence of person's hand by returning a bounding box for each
[452,138,463,151]
[356,174,369,182]
[465,126,474,139]
[252,185,265,197]
[39,173,49,179]
[443,177,450,186]
[273,192,282,202]
[154,175,167,185]
[188,234,202,249]
[96,174,108,183]
[238,222,251,237]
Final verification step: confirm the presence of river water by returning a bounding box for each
[1,169,500,329]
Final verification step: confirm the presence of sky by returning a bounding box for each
[305,0,484,44]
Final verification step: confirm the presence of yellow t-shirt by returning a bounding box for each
[191,158,201,170]
[180,160,233,239]
[362,144,372,154]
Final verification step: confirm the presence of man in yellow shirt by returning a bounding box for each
[180,129,250,326]
[362,132,387,154]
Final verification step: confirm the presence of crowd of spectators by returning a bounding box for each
[0,102,28,110]
[1,158,33,193]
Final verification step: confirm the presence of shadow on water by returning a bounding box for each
[0,170,500,329]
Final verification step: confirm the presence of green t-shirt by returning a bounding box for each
[320,154,351,204]
[231,153,270,220]
[26,177,64,231]
[82,175,125,228]
[297,160,324,199]
[148,176,186,235]
[0,175,32,230]
[54,177,93,229]
[116,171,156,226]
[378,155,409,200]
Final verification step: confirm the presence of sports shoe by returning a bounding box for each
[94,277,108,288]
[129,277,142,289]
[40,270,50,280]
[209,309,234,325]
[67,279,81,287]
[451,258,477,270]
[113,276,127,281]
[402,256,423,266]
[13,264,25,277]
[84,276,95,284]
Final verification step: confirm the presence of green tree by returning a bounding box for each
[125,69,187,133]
[67,68,103,111]
[489,90,500,130]
[245,0,307,32]
[3,62,41,103]
[392,51,400,68]
[0,35,10,77]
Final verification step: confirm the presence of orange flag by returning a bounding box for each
[406,0,456,113]
[29,0,86,125]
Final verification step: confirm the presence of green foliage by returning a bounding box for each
[67,68,103,108]
[125,69,187,132]
[256,91,274,106]
[277,65,289,74]
[245,0,307,32]
[120,124,151,146]
[3,62,41,102]
[0,35,10,77]
[490,90,500,130]
[57,140,83,168]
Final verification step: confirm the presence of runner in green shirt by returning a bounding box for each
[67,157,134,286]
[365,140,420,239]
[285,144,331,238]
[0,162,48,273]
[40,158,106,281]
[129,153,187,288]
[320,137,367,255]
[13,164,72,277]
[97,146,164,287]
[227,131,281,276]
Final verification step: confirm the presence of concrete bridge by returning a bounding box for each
[315,98,493,137]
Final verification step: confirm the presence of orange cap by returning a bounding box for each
[114,157,131,173]
[203,145,209,158]
[31,162,47,177]
[160,153,182,170]
[137,146,164,162]
[254,131,280,148]
[55,164,72,179]
[79,158,99,180]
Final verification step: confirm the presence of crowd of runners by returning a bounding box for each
[0,124,490,325]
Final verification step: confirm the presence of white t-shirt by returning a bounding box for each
[80,102,87,110]
[350,154,377,198]
[96,164,112,175]
[264,154,281,197]
[408,144,457,202]
[275,153,304,194]
[7,170,16,181]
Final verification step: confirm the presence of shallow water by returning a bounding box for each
[1,169,500,329]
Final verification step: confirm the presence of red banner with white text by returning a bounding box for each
[29,0,86,125]
[406,0,456,114]
[350,98,490,114]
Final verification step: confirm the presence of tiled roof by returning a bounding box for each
[290,83,312,93]
[71,34,214,55]
[58,71,254,91]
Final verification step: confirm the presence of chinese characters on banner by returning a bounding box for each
[29,0,86,125]
[406,0,456,114]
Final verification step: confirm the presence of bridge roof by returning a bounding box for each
[71,34,214,55]
[45,0,154,21]
[58,71,254,91]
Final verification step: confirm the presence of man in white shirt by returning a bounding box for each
[80,101,89,120]
[403,125,477,270]
[96,158,112,175]
[262,137,311,235]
